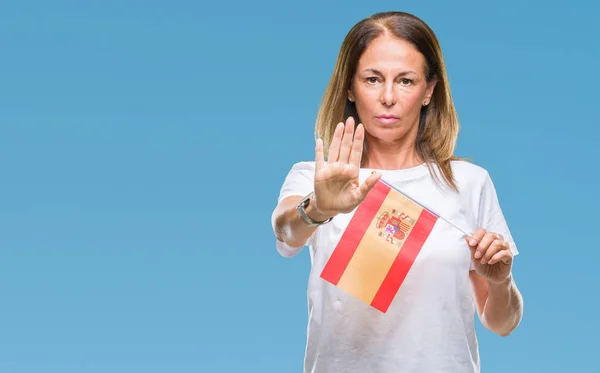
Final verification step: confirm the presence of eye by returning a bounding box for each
[366,77,380,84]
[399,78,414,86]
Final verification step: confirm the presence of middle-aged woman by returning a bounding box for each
[271,11,523,373]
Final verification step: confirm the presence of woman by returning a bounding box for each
[271,11,523,373]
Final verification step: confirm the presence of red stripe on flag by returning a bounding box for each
[320,180,391,285]
[370,208,437,313]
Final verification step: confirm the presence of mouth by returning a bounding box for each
[375,115,399,125]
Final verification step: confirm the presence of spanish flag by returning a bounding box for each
[320,179,437,313]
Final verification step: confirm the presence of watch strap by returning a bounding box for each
[297,192,333,227]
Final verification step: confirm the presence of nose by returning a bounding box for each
[380,82,396,106]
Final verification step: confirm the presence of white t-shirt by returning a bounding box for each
[271,160,519,373]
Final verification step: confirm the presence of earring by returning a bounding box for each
[423,100,429,106]
[349,97,354,102]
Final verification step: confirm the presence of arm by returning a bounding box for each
[468,172,523,336]
[470,263,523,336]
[273,194,334,256]
[272,119,379,257]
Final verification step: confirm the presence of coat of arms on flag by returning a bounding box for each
[320,179,438,313]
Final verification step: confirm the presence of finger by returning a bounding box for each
[488,249,513,266]
[348,123,365,167]
[358,172,382,200]
[473,232,498,260]
[466,228,486,248]
[315,138,325,172]
[338,116,355,163]
[327,122,344,162]
[480,239,506,265]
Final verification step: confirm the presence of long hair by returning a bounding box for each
[314,11,462,191]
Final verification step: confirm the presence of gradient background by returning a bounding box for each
[1,1,598,372]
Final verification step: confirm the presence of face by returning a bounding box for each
[348,33,436,145]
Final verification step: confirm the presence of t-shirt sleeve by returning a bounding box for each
[470,171,519,270]
[271,162,317,257]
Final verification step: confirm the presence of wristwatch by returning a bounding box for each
[297,192,333,227]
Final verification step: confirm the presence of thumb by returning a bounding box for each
[465,235,479,248]
[465,237,479,266]
[465,236,478,255]
[359,172,382,199]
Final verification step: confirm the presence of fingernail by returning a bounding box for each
[474,251,482,259]
[469,239,477,246]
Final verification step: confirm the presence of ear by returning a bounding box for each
[347,87,355,102]
[424,76,438,101]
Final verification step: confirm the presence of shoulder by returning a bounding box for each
[277,161,316,201]
[450,159,488,178]
[283,161,316,181]
[449,159,491,188]
[288,161,316,174]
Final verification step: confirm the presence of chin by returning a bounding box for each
[368,131,406,144]
[365,124,406,140]
[366,117,419,141]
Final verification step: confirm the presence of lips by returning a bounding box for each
[376,115,399,124]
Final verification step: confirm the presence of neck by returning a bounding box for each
[362,134,424,170]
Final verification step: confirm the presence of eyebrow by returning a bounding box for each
[361,68,417,76]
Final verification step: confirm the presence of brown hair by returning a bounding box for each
[314,11,463,191]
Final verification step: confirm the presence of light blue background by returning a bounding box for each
[1,1,598,372]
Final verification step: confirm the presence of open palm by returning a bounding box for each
[313,117,381,217]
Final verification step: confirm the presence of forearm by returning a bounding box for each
[273,196,333,251]
[482,275,523,336]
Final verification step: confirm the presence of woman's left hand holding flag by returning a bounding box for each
[466,229,514,284]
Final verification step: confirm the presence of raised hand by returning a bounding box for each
[312,116,381,218]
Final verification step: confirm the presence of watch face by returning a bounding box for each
[300,193,313,207]
[298,194,319,226]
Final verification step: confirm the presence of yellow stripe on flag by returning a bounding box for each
[336,188,425,304]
